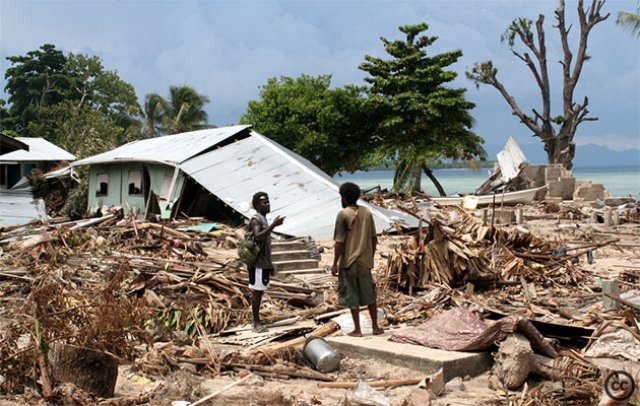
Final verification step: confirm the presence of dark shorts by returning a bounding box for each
[338,262,376,308]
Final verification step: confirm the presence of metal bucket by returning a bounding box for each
[303,336,340,373]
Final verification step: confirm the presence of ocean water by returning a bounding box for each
[334,165,640,198]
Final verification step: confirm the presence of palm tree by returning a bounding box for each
[164,86,210,134]
[142,86,210,136]
[617,3,640,37]
[142,93,167,137]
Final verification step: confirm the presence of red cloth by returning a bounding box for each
[390,307,557,358]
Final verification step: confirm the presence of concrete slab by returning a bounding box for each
[325,332,492,381]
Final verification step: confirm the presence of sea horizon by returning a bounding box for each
[334,164,640,198]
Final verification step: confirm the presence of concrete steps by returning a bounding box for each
[272,249,314,262]
[276,268,326,275]
[271,240,307,252]
[271,238,321,273]
[272,258,319,272]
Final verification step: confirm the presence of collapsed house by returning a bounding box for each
[72,125,417,238]
[0,133,76,227]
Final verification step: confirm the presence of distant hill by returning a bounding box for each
[484,143,640,168]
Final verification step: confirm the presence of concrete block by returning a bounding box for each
[521,165,546,188]
[326,333,491,381]
[492,209,515,225]
[547,178,576,200]
[559,177,576,200]
[573,183,605,201]
[545,165,563,182]
[547,180,564,198]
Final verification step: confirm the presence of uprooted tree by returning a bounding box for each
[466,0,609,170]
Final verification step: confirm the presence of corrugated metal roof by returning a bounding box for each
[497,136,528,181]
[0,138,75,162]
[0,188,48,227]
[180,131,418,239]
[72,125,250,167]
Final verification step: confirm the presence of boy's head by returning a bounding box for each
[339,182,360,207]
[252,192,270,214]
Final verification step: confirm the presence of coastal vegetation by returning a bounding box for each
[0,1,621,193]
[359,23,485,195]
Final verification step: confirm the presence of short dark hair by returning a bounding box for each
[339,182,360,205]
[252,191,269,208]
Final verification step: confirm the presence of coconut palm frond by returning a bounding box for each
[617,10,640,37]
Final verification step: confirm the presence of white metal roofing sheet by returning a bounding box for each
[0,189,48,227]
[180,132,417,239]
[497,136,528,181]
[72,125,250,167]
[0,138,75,162]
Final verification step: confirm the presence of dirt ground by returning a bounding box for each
[0,201,638,405]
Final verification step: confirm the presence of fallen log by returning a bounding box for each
[228,363,333,382]
[318,377,423,389]
[146,222,192,240]
[69,214,116,230]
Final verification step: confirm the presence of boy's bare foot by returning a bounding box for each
[347,330,363,337]
[372,327,385,335]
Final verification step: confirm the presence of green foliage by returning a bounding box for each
[240,74,374,176]
[617,6,640,37]
[2,44,144,157]
[2,44,70,135]
[62,177,89,219]
[501,18,533,46]
[143,86,210,136]
[360,23,485,194]
[142,93,167,136]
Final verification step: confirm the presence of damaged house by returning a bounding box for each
[0,133,76,190]
[1,133,76,227]
[72,125,417,238]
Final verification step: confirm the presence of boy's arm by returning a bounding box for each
[331,242,344,276]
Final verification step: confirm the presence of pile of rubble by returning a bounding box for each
[0,197,638,406]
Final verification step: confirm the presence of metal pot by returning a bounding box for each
[302,335,340,373]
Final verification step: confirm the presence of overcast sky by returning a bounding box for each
[1,0,638,157]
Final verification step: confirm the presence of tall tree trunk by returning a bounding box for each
[423,164,447,196]
[544,137,576,170]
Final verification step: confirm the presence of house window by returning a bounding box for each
[128,170,142,195]
[96,174,109,196]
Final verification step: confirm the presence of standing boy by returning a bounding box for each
[331,182,383,337]
[248,192,284,333]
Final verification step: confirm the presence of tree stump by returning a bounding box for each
[47,343,118,398]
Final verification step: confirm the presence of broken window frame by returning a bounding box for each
[96,174,109,197]
[128,170,142,196]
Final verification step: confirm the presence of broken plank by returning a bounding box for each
[318,377,423,389]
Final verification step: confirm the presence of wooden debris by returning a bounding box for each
[318,377,423,389]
